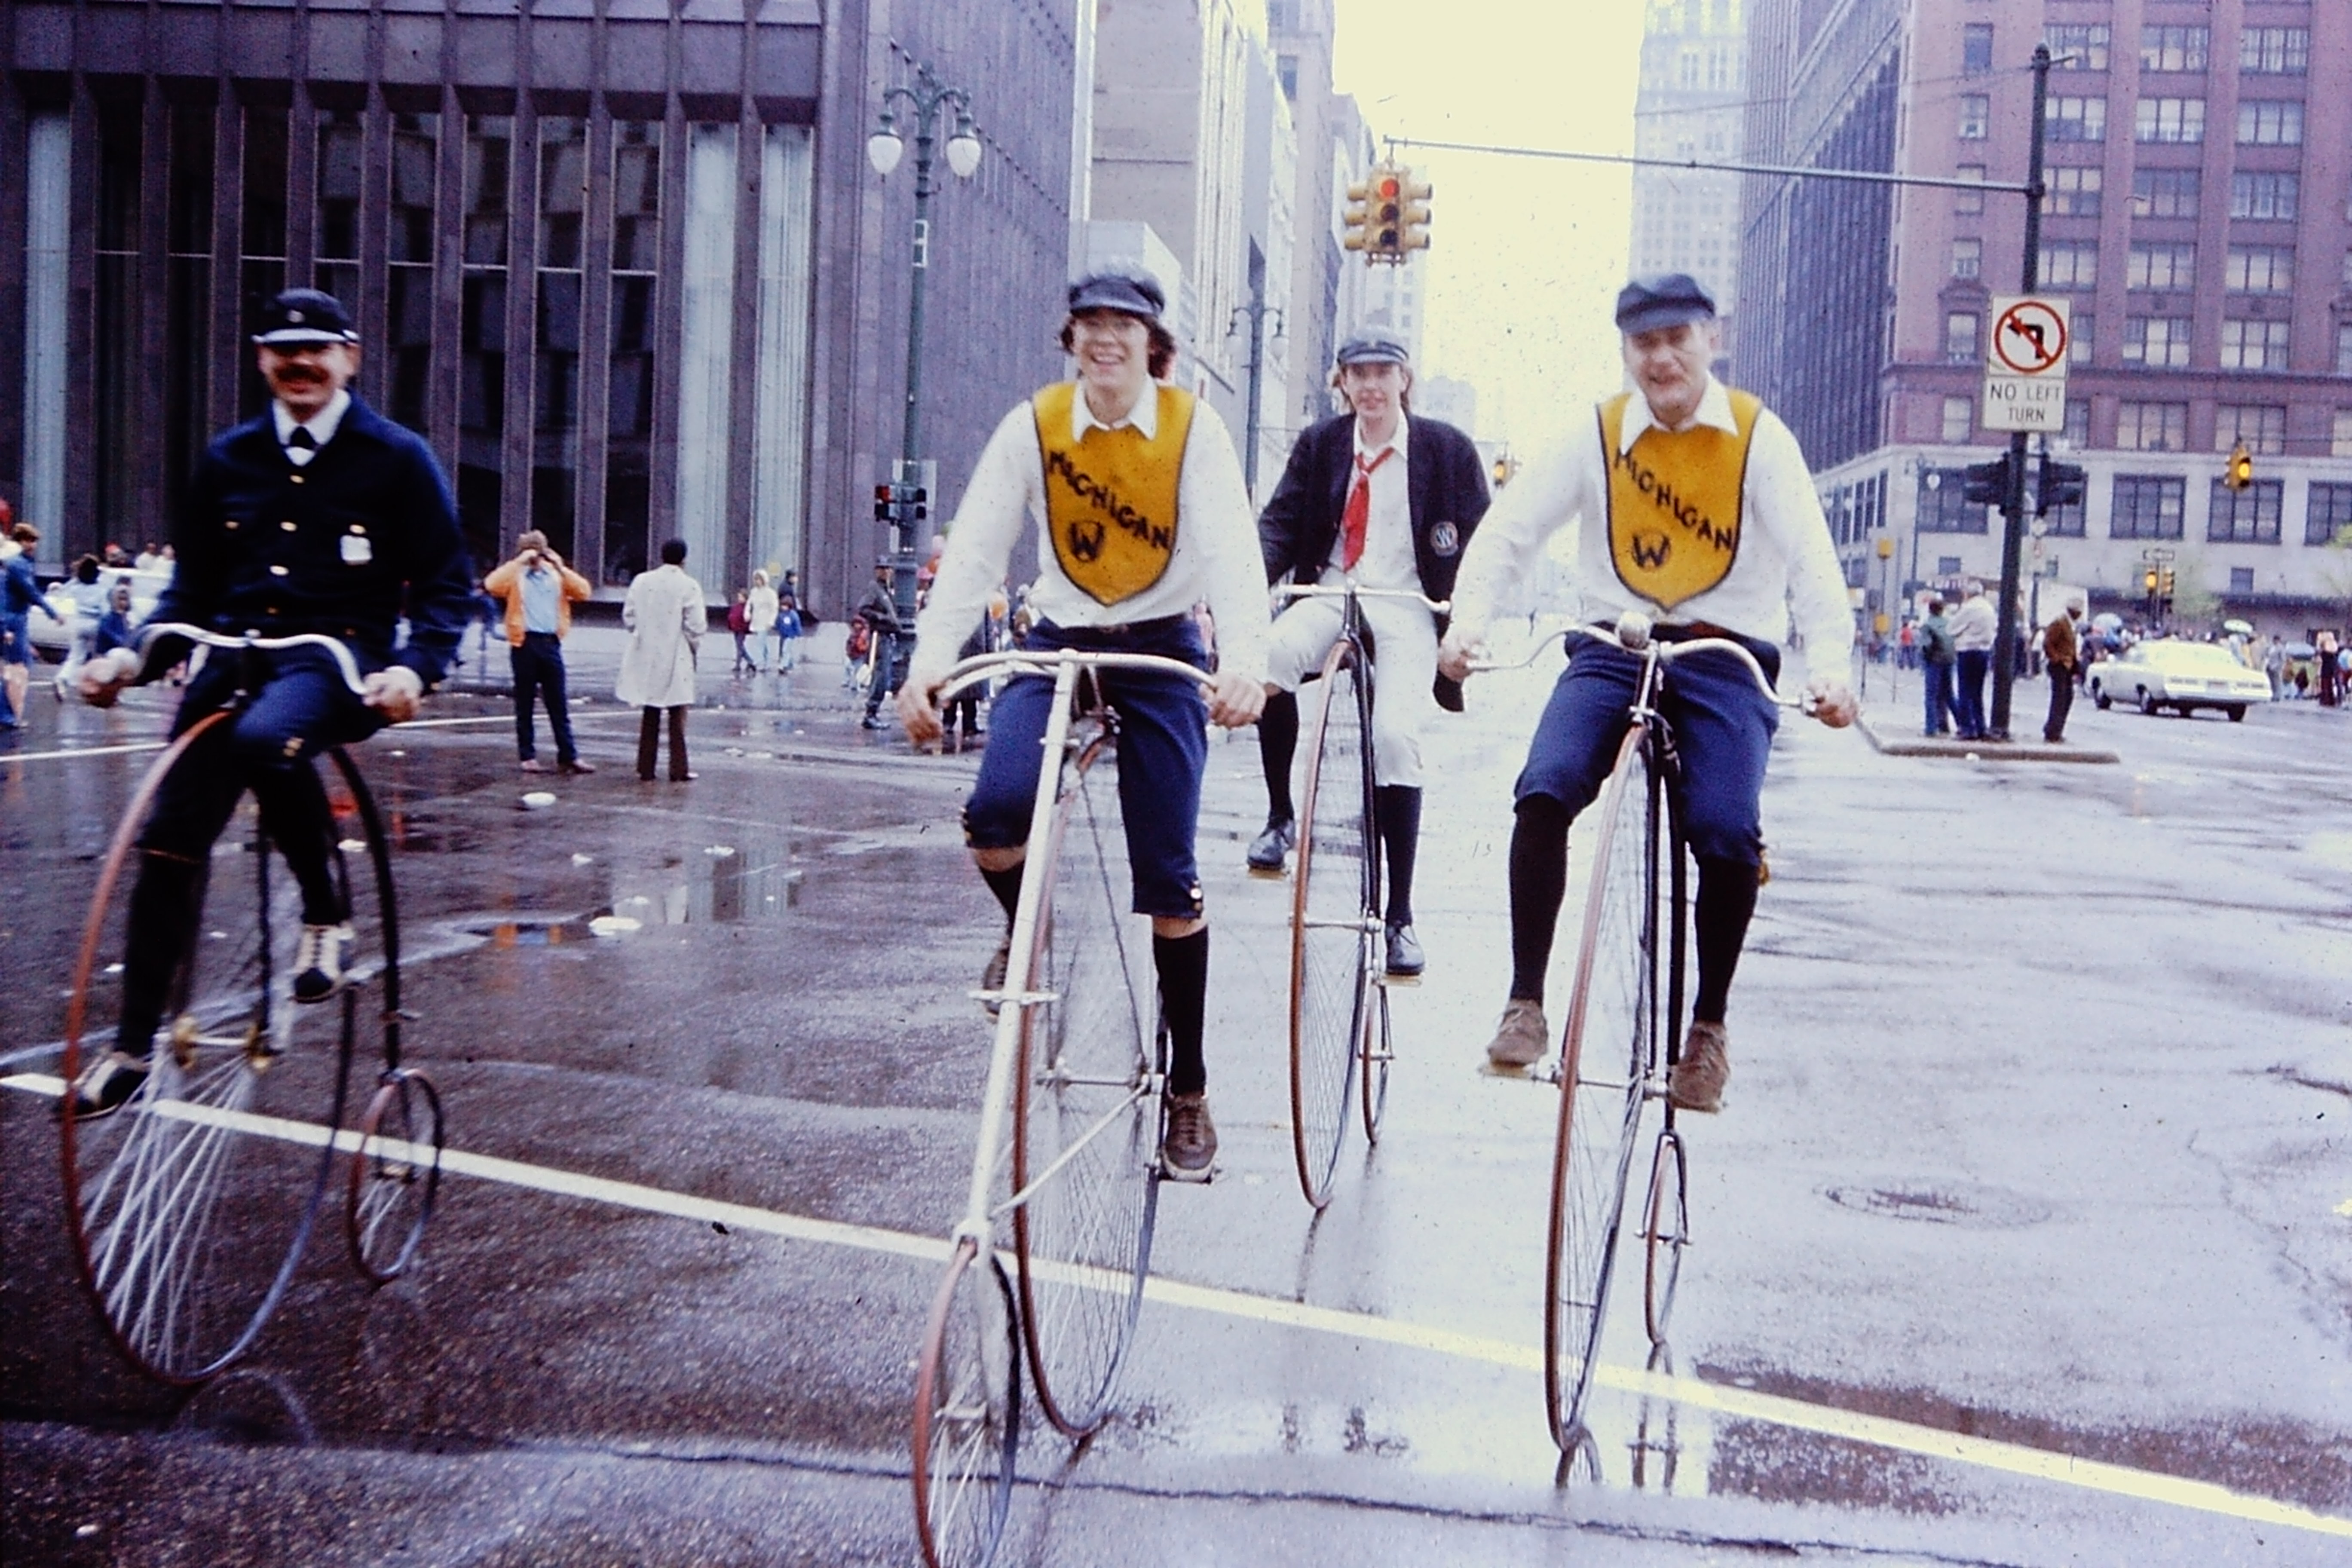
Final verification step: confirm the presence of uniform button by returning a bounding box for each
[270,564,290,576]
[225,520,239,530]
[281,521,297,532]
[289,474,304,485]
[266,607,280,616]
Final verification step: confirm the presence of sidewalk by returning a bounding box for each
[1847,659,2120,763]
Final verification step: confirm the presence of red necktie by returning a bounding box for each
[1341,447,1394,572]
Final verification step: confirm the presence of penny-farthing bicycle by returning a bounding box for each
[1278,582,1446,1209]
[910,648,1212,1568]
[58,626,444,1385]
[1477,612,1806,1452]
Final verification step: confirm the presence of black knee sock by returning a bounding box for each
[116,850,208,1057]
[1153,929,1210,1097]
[1692,857,1761,1025]
[1507,798,1572,1001]
[1375,784,1421,926]
[1257,690,1298,824]
[978,862,1024,929]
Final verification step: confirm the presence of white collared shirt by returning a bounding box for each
[272,389,352,467]
[909,381,1271,687]
[1449,375,1853,662]
[1323,413,1415,593]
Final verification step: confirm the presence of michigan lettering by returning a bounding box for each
[1614,447,1737,554]
[1044,450,1174,554]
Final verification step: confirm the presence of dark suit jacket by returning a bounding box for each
[152,395,476,685]
[1257,411,1491,708]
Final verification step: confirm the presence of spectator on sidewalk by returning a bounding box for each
[856,562,906,730]
[1948,582,1996,740]
[484,530,596,775]
[2318,631,2342,709]
[747,570,780,674]
[2,518,65,730]
[2262,634,2285,701]
[2041,595,2083,744]
[617,537,705,781]
[726,591,752,676]
[775,570,804,671]
[1919,597,1957,737]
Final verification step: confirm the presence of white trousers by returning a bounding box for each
[1265,591,1438,788]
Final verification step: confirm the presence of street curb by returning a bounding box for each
[1856,717,2119,764]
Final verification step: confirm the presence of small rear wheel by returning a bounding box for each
[1641,1128,1689,1345]
[346,1069,445,1285]
[1288,638,1376,1209]
[912,1238,1021,1568]
[1360,983,1393,1146]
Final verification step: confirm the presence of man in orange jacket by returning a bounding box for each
[484,530,597,773]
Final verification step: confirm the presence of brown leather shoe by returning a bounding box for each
[1161,1093,1217,1179]
[559,758,597,775]
[1669,1020,1730,1113]
[1485,998,1549,1069]
[519,757,550,774]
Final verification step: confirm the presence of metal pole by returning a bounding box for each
[894,80,938,638]
[1241,292,1267,496]
[1988,44,2051,741]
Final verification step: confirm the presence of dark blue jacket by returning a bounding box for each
[148,395,475,686]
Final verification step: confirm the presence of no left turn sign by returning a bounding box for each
[1991,298,2068,375]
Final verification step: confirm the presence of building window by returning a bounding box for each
[314,109,363,309]
[2229,567,2255,594]
[2237,101,2304,146]
[1277,55,1298,100]
[1945,312,1980,363]
[2045,23,2110,72]
[2116,401,2187,452]
[2130,167,2200,218]
[2230,172,2299,221]
[240,104,291,420]
[1950,237,1982,279]
[2042,165,2101,216]
[2045,96,2106,142]
[1919,469,1991,533]
[459,115,512,568]
[164,104,215,512]
[93,95,141,543]
[675,123,741,581]
[1937,556,1963,578]
[2070,313,2095,363]
[386,113,438,435]
[2041,240,2098,289]
[2240,28,2309,76]
[1941,396,1973,442]
[2110,476,2186,540]
[2123,316,2194,368]
[603,122,663,585]
[2219,318,2291,372]
[2309,481,2352,546]
[751,123,818,585]
[1959,95,1990,139]
[2134,97,2205,144]
[2207,479,2282,544]
[2341,326,2352,377]
[20,115,70,554]
[1963,24,1994,75]
[1954,164,1986,214]
[533,117,588,558]
[2127,242,2196,291]
[2139,25,2208,74]
[2215,404,2287,456]
[2225,246,2294,294]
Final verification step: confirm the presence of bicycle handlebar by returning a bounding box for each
[1274,582,1450,614]
[1465,612,1810,711]
[931,647,1216,707]
[137,622,370,697]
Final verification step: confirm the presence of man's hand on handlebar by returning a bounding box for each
[363,665,425,724]
[1436,627,1483,684]
[1807,678,1858,728]
[1207,670,1264,729]
[77,648,143,708]
[897,677,946,747]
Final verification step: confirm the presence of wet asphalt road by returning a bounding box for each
[3,625,2349,1566]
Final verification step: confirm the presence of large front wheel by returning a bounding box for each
[1543,726,1659,1449]
[1288,640,1377,1207]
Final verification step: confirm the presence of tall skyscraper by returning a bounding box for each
[1630,0,1749,378]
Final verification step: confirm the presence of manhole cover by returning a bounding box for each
[1823,1183,2051,1229]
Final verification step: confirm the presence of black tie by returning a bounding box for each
[287,428,317,452]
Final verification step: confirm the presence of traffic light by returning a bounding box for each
[1397,171,1433,255]
[2157,565,2175,602]
[1370,165,1405,260]
[2143,567,2159,594]
[873,483,896,522]
[908,485,928,524]
[2035,454,2086,517]
[1342,176,1374,254]
[1961,453,2013,508]
[2224,441,2254,491]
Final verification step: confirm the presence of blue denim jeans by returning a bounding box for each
[1923,662,1955,735]
[1954,649,1991,737]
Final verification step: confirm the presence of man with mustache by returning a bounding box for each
[1439,274,1856,1112]
[70,289,474,1117]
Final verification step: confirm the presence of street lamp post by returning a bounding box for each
[1227,294,1283,496]
[869,64,982,638]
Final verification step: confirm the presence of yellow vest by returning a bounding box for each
[1031,382,1196,606]
[1599,388,1761,612]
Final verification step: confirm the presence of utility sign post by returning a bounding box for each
[1981,295,2070,432]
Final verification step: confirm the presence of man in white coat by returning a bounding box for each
[617,537,707,781]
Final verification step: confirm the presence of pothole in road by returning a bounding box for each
[1822,1183,2052,1229]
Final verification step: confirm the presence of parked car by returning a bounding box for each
[27,569,170,659]
[2087,638,2273,721]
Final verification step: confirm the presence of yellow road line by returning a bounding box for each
[8,1069,2344,1539]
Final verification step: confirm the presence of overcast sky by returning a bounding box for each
[1332,1,1649,455]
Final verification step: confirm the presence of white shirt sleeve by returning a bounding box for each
[1447,417,1602,648]
[1177,401,1271,684]
[910,404,1039,688]
[1750,411,1854,665]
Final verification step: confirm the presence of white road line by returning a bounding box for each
[5,1068,2344,1540]
[0,713,575,766]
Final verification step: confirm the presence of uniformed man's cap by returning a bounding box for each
[253,288,359,346]
[1614,273,1717,336]
[1335,331,1410,368]
[1066,273,1165,321]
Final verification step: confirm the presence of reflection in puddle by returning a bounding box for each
[604,836,803,928]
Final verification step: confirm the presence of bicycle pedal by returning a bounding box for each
[1378,972,1421,989]
[1479,1057,1561,1084]
[1244,866,1288,882]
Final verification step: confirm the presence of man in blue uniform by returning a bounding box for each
[72,288,475,1117]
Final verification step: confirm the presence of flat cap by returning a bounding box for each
[253,288,359,346]
[1066,272,1165,321]
[1614,273,1716,336]
[1335,331,1410,368]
